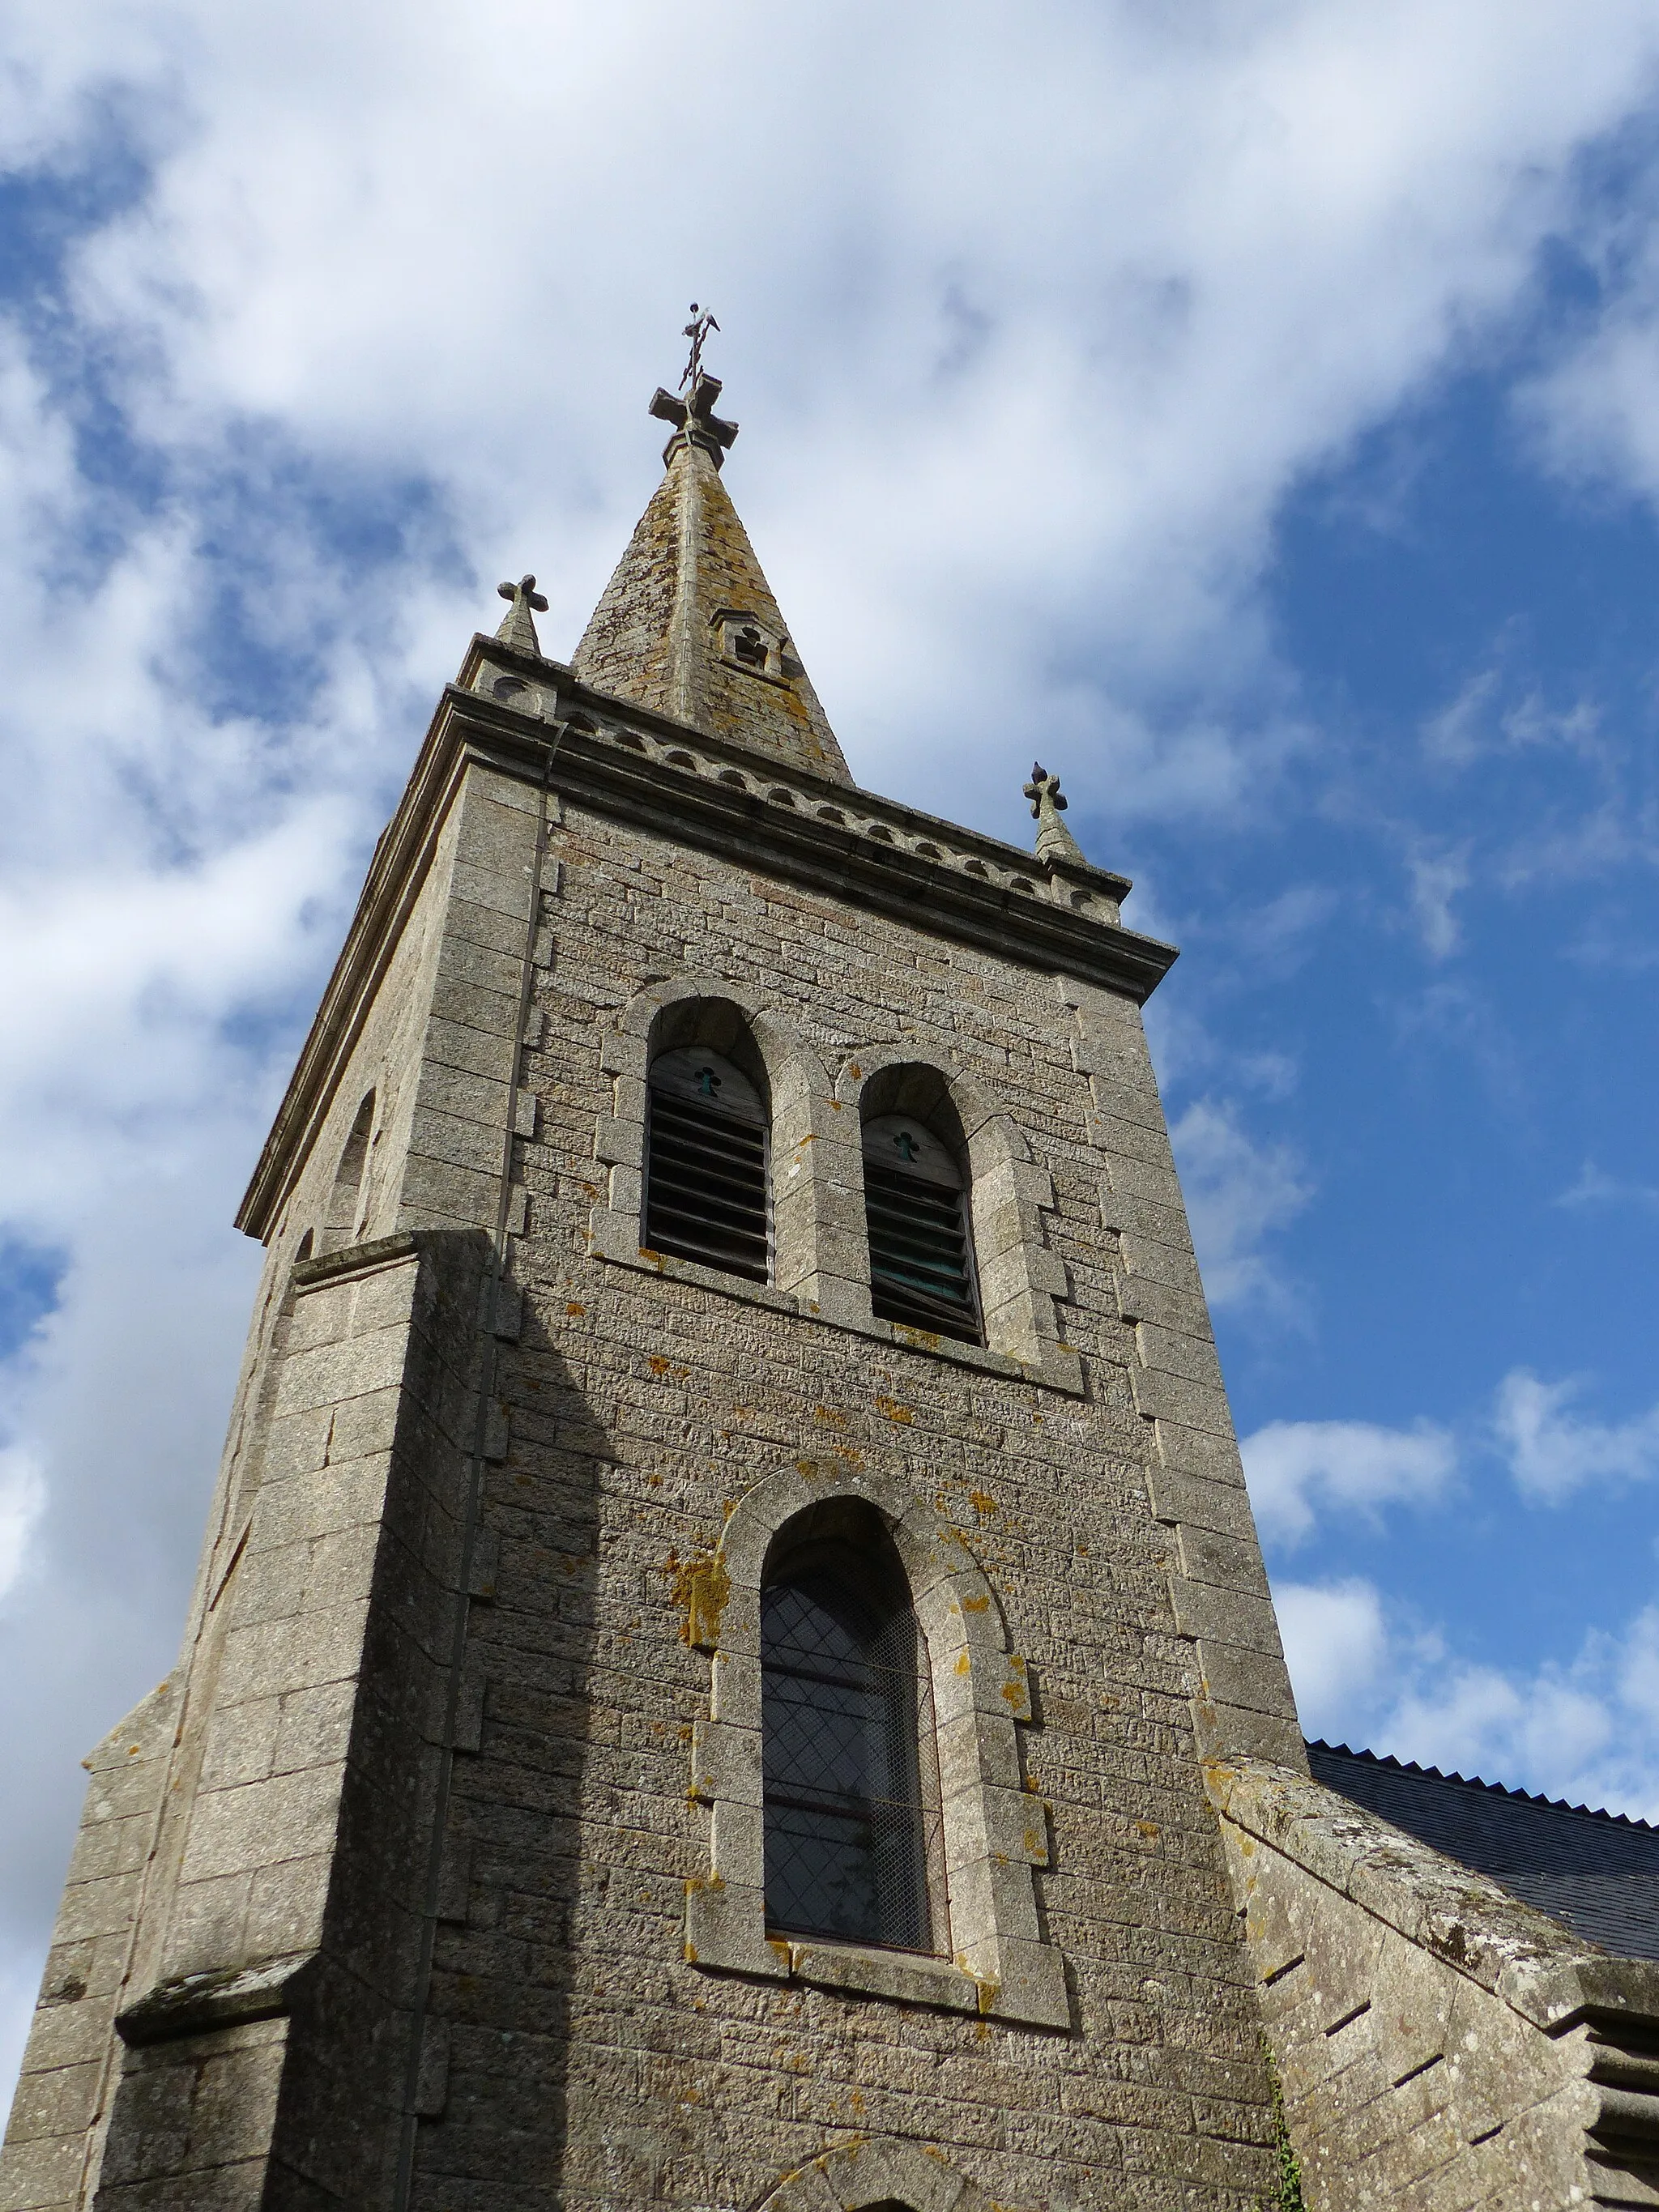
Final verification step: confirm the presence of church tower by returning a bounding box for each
[1,345,1312,2210]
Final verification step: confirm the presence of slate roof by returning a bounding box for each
[1307,1740,1659,1963]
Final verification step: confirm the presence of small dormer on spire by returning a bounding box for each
[496,573,548,657]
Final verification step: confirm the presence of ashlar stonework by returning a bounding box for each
[6,373,1659,2212]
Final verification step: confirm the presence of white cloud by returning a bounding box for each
[1422,664,1602,769]
[1385,1663,1618,1798]
[1405,842,1472,959]
[1241,887,1341,977]
[0,1449,45,1604]
[1555,1160,1659,1210]
[1242,1417,1457,1548]
[1276,1578,1392,1741]
[1501,691,1602,757]
[1520,208,1659,512]
[4,0,1657,829]
[1276,1575,1659,1822]
[1494,1368,1659,1501]
[1422,667,1503,766]
[1167,1097,1311,1315]
[1246,1371,1659,1544]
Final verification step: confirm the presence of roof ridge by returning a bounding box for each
[1307,1737,1657,1835]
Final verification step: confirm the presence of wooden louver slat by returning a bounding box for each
[864,1161,981,1342]
[644,1092,770,1281]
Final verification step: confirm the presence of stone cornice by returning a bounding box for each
[236,637,1179,1242]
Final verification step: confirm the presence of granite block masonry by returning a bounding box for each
[7,357,1658,2212]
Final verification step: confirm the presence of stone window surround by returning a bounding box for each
[710,606,800,688]
[680,1460,1071,2031]
[587,976,1082,1396]
[756,2133,992,2212]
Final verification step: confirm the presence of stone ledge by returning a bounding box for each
[116,1953,315,2046]
[588,1211,1086,1396]
[292,1233,420,1291]
[791,1940,984,2014]
[685,1890,1068,2029]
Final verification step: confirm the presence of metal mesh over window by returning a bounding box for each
[645,1047,770,1283]
[761,1537,941,1954]
[861,1114,981,1344]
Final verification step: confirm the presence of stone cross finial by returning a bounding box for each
[649,371,740,471]
[496,573,548,657]
[1024,761,1087,867]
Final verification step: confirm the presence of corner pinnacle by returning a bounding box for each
[1024,762,1087,867]
[496,573,548,657]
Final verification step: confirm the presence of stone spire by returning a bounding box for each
[496,573,548,656]
[572,354,851,782]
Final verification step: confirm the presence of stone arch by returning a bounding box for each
[834,1050,1069,1375]
[591,975,838,1297]
[683,1458,1068,2029]
[616,973,830,1112]
[318,1090,375,1254]
[755,2135,991,2212]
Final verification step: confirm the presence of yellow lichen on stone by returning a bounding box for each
[667,1551,731,1649]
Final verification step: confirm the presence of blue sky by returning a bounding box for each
[5,0,1659,2105]
[1127,268,1659,1797]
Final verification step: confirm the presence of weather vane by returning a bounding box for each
[649,305,740,468]
[680,303,720,394]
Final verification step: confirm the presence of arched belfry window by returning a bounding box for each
[645,1046,770,1283]
[761,1510,942,1954]
[861,1110,981,1344]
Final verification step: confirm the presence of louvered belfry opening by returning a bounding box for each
[861,1100,982,1345]
[761,1507,943,1955]
[645,1043,770,1282]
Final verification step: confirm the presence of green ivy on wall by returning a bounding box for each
[1259,2042,1306,2212]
